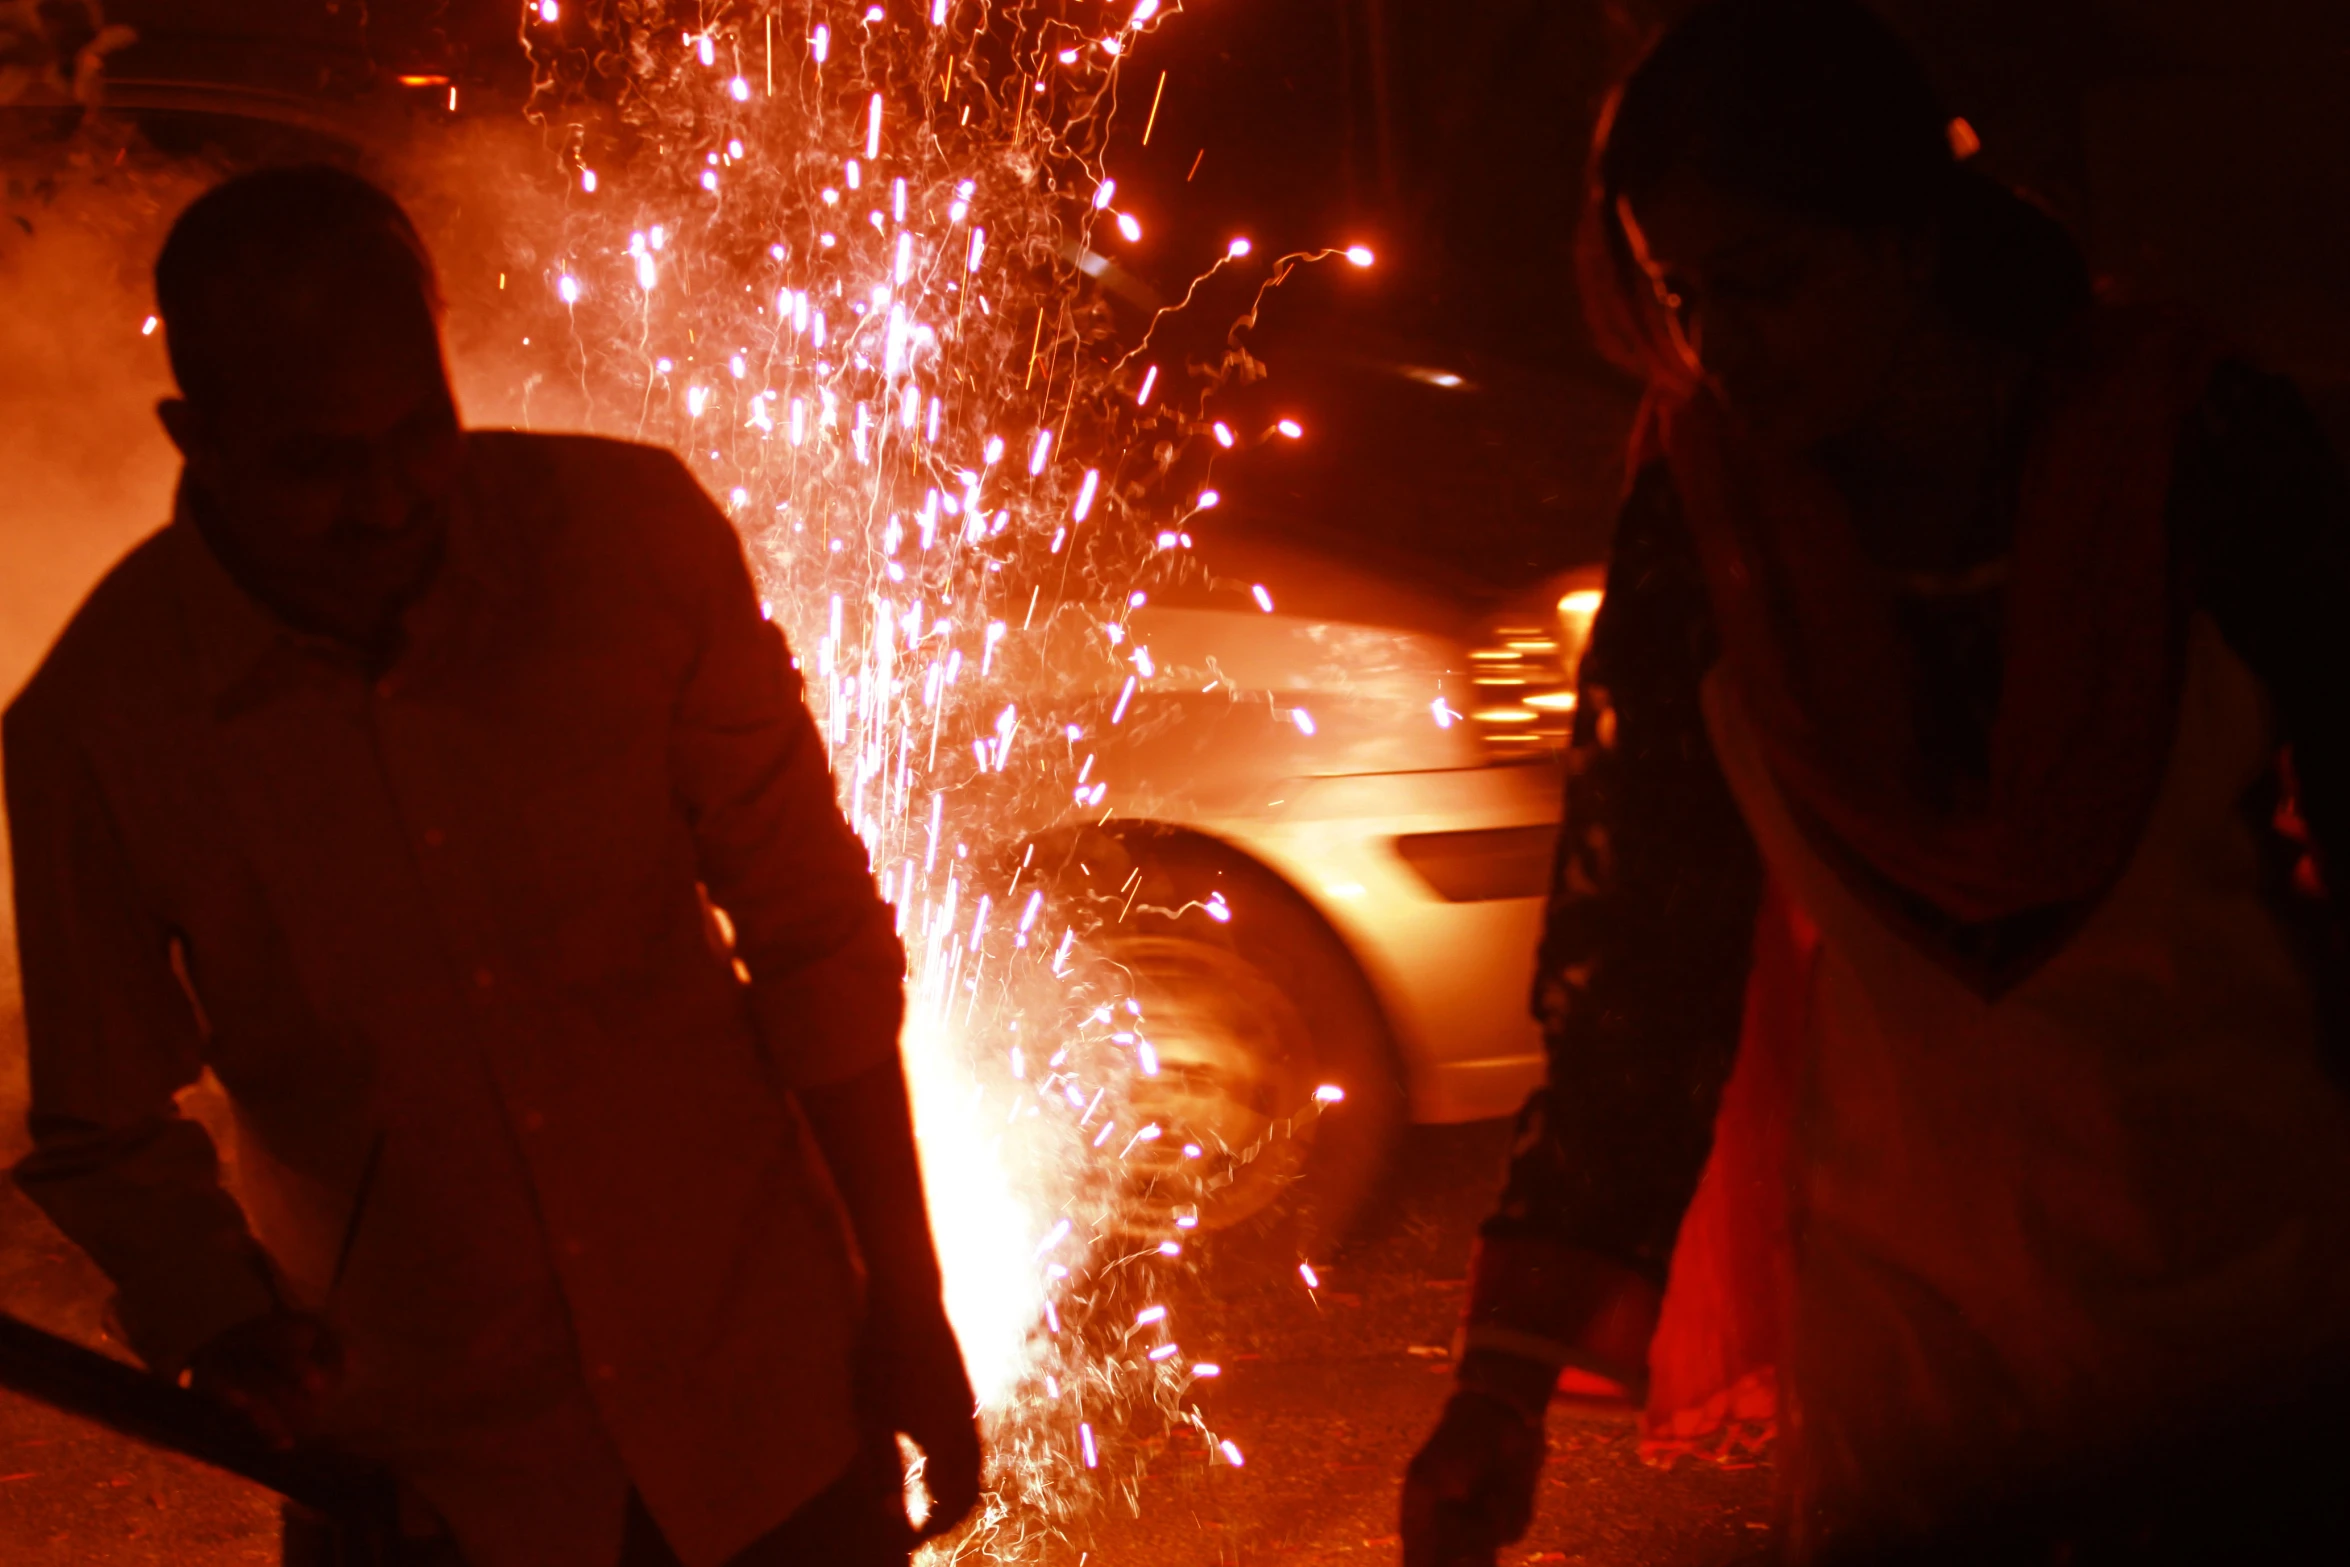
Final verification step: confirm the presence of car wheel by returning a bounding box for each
[1044,827,1406,1270]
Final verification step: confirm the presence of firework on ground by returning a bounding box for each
[494,0,1310,1551]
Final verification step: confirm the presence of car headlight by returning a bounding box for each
[1461,580,1603,764]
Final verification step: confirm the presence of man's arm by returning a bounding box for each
[1405,464,1761,1564]
[4,699,279,1375]
[2171,362,2350,1077]
[651,454,979,1531]
[1462,459,1764,1392]
[649,470,906,1093]
[2174,362,2350,888]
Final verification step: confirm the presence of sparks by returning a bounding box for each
[499,2,1319,1545]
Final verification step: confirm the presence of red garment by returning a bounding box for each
[1639,308,2220,1461]
[1660,309,2219,925]
[1640,879,1813,1464]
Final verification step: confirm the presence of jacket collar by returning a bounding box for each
[165,493,335,711]
[166,433,508,713]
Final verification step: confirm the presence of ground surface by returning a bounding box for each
[0,1122,1771,1566]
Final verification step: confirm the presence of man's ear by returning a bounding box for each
[157,397,198,459]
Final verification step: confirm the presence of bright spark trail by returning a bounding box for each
[494,0,1307,1553]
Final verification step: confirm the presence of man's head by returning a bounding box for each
[156,166,462,647]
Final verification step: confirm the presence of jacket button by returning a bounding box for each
[423,827,446,849]
[472,966,495,991]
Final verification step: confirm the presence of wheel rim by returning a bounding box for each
[1103,934,1321,1237]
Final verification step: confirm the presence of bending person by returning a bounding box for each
[1405,2,2350,1561]
[6,166,980,1567]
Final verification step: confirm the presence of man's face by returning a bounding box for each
[1619,168,1933,452]
[160,277,463,646]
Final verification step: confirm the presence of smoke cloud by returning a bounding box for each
[0,120,563,1162]
[0,151,200,1161]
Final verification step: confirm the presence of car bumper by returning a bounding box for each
[1198,763,1561,1125]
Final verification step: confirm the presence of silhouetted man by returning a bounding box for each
[4,166,980,1567]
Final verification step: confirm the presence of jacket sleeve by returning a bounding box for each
[653,457,907,1090]
[2173,361,2350,886]
[2170,361,2350,1070]
[1462,461,1764,1380]
[5,698,279,1373]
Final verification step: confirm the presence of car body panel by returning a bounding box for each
[1091,579,1582,1125]
[1199,763,1563,1123]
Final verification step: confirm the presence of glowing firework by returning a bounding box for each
[492,1,1379,1551]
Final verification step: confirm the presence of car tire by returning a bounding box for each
[1039,824,1406,1277]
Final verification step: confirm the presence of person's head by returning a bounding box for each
[1585,0,2089,450]
[156,165,461,645]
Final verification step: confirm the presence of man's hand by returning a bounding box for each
[1402,1376,1548,1567]
[185,1311,341,1451]
[860,1303,983,1540]
[796,1058,986,1539]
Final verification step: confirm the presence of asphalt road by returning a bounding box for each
[0,1122,1771,1566]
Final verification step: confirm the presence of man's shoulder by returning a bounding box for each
[5,526,185,746]
[467,429,704,511]
[465,429,733,588]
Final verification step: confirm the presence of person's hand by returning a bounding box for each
[1402,1386,1547,1567]
[862,1301,983,1541]
[185,1311,342,1451]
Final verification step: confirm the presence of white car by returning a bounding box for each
[1036,521,1604,1252]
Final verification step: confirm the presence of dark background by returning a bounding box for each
[15,0,2350,582]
